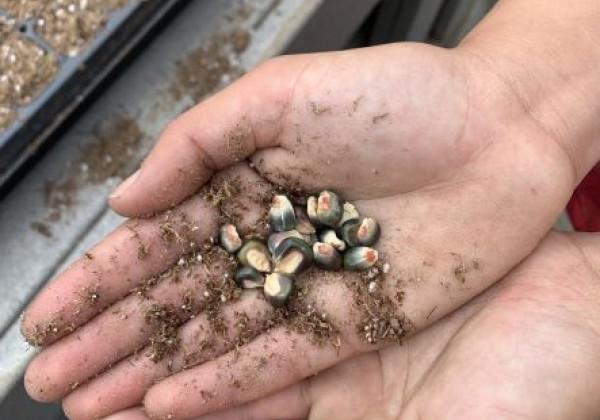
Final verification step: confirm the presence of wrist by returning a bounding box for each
[455,0,600,184]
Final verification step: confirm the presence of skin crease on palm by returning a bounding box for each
[19,0,600,419]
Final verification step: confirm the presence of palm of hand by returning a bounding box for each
[218,233,600,420]
[21,44,578,420]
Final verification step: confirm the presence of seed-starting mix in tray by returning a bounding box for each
[219,190,381,307]
[0,0,137,132]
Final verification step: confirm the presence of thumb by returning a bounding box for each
[108,55,309,217]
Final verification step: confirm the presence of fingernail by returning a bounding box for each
[110,169,140,199]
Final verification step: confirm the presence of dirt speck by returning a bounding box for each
[84,288,100,306]
[200,389,215,402]
[225,125,248,163]
[30,221,53,238]
[372,113,389,124]
[351,96,363,113]
[137,244,149,260]
[309,101,331,116]
[145,304,182,363]
[81,117,143,183]
[231,29,251,54]
[351,261,412,345]
[451,253,479,283]
[454,264,467,283]
[170,25,251,103]
[34,116,144,227]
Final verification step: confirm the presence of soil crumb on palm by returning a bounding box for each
[145,304,182,362]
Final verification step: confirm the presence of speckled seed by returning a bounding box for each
[306,196,319,225]
[267,230,304,255]
[295,206,316,235]
[354,217,380,246]
[234,266,264,289]
[273,237,313,275]
[264,273,293,307]
[338,202,360,227]
[320,229,346,252]
[269,195,296,232]
[219,224,243,254]
[340,217,379,247]
[316,190,343,227]
[343,247,379,271]
[237,239,272,272]
[313,242,342,270]
[340,219,361,247]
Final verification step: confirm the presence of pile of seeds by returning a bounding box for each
[219,190,380,307]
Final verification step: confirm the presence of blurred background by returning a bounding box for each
[0,0,502,418]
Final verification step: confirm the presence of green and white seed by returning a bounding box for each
[237,239,272,272]
[315,190,343,227]
[234,266,264,289]
[219,223,243,254]
[269,194,296,232]
[343,247,379,271]
[295,206,317,235]
[320,229,346,252]
[338,202,360,227]
[264,273,293,307]
[341,217,380,247]
[268,230,304,255]
[313,242,342,270]
[273,237,313,275]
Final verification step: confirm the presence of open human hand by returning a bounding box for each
[103,231,600,420]
[21,41,584,420]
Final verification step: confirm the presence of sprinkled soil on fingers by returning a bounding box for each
[352,261,413,345]
[26,316,75,347]
[145,304,182,362]
[158,211,195,245]
[140,246,240,363]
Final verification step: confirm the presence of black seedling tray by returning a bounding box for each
[0,0,187,194]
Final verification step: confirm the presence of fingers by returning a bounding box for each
[21,195,218,347]
[99,383,309,420]
[144,326,349,420]
[21,164,272,347]
[24,165,275,402]
[142,271,366,420]
[139,185,501,419]
[108,55,314,217]
[62,292,274,420]
[25,248,233,402]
